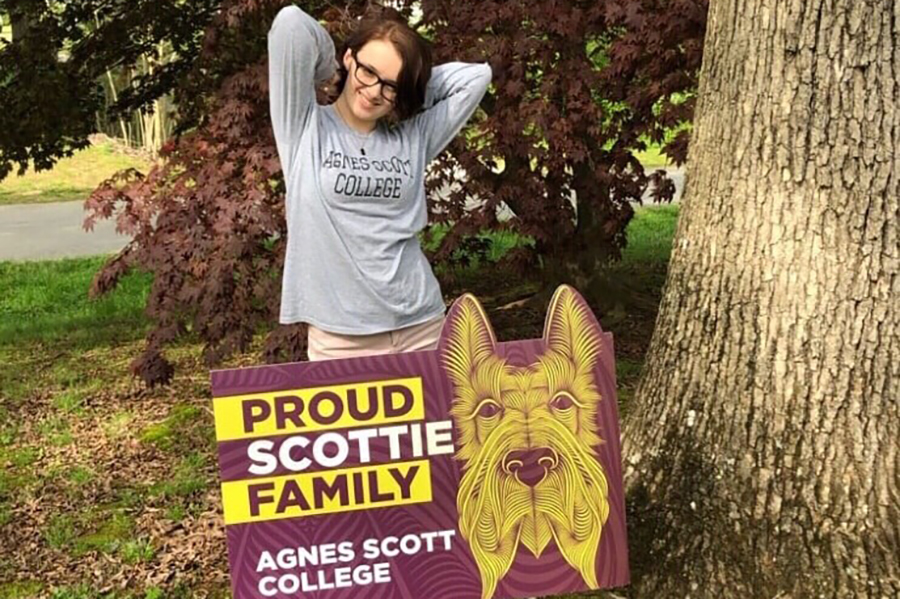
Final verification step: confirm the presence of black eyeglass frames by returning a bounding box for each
[349,49,399,103]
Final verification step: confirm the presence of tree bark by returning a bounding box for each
[623,0,899,597]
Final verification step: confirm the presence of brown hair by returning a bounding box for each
[337,7,432,122]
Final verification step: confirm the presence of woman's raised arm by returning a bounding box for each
[268,5,336,176]
[413,62,493,163]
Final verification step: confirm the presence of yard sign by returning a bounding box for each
[210,285,629,599]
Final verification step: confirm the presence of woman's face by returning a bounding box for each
[342,39,402,123]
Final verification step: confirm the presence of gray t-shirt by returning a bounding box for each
[268,6,492,334]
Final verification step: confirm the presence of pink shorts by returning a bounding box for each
[306,315,445,362]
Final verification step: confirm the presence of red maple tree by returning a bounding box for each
[81,0,706,386]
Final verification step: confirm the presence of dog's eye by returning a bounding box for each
[476,399,502,418]
[550,392,575,410]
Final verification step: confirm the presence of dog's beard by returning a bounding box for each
[457,417,610,599]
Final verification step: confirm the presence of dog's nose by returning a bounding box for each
[503,447,559,487]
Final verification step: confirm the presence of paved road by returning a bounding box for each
[0,167,684,262]
[0,201,130,262]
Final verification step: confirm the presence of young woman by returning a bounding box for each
[268,4,492,361]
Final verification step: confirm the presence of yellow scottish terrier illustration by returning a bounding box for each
[441,285,610,599]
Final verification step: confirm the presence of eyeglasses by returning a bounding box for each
[350,49,399,103]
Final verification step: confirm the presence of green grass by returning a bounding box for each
[111,486,146,511]
[634,142,671,168]
[36,415,73,446]
[0,140,152,206]
[48,586,91,599]
[0,468,30,502]
[44,584,170,599]
[164,504,187,522]
[0,255,153,349]
[634,123,693,169]
[0,440,40,536]
[149,452,208,500]
[140,404,203,450]
[45,585,162,599]
[52,379,102,414]
[0,582,44,599]
[0,411,16,446]
[48,584,116,599]
[622,204,679,265]
[145,451,210,520]
[103,411,136,440]
[423,203,679,275]
[8,446,39,469]
[43,507,136,555]
[120,538,155,564]
[67,466,96,487]
[421,223,534,268]
[44,514,79,550]
[0,503,11,527]
[71,511,134,555]
[0,443,38,513]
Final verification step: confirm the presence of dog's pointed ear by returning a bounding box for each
[441,293,497,386]
[543,285,602,371]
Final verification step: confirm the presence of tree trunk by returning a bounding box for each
[623,0,898,597]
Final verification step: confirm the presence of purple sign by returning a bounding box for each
[210,285,629,598]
